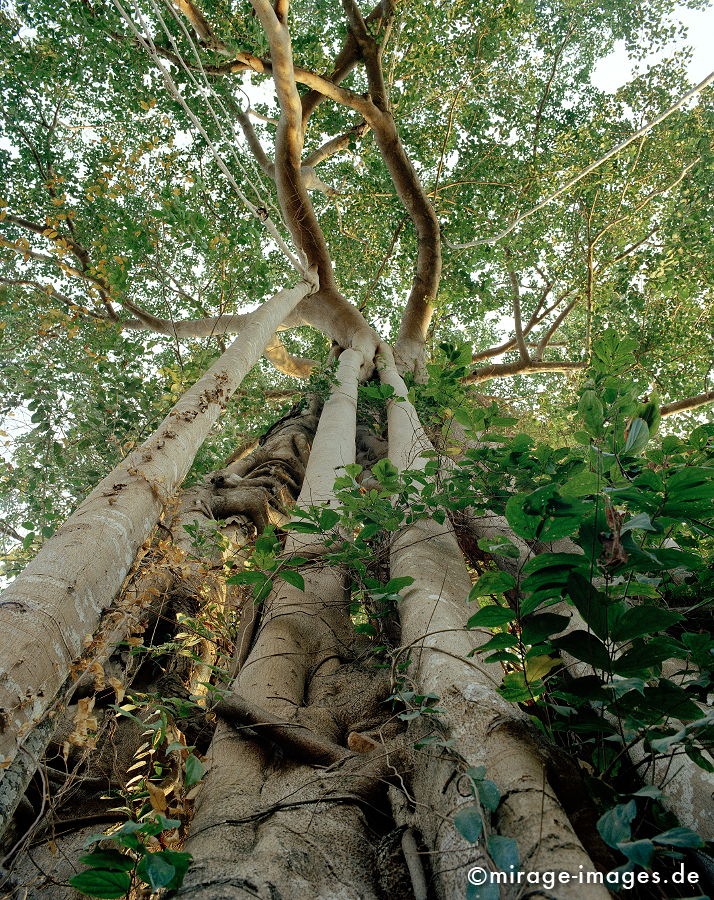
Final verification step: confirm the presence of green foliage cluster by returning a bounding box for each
[70,816,191,898]
[223,329,713,890]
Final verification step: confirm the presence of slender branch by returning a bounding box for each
[465,359,584,385]
[235,108,276,178]
[447,70,714,249]
[303,120,369,167]
[661,391,714,417]
[471,286,572,363]
[170,0,228,52]
[532,296,578,361]
[506,253,529,362]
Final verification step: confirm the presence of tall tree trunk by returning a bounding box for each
[0,278,314,779]
[180,349,395,899]
[378,346,609,899]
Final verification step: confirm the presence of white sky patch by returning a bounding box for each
[591,3,714,93]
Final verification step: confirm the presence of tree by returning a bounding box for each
[0,0,713,897]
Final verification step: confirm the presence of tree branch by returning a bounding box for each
[247,0,379,372]
[303,120,369,167]
[263,334,316,378]
[532,296,578,362]
[660,391,714,417]
[339,0,438,372]
[170,0,229,52]
[465,359,584,384]
[505,254,529,362]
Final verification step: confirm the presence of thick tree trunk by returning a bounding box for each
[0,278,314,777]
[180,350,395,899]
[378,347,609,899]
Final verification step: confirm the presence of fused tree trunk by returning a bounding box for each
[378,346,609,899]
[179,349,397,899]
[2,397,323,894]
[0,277,316,776]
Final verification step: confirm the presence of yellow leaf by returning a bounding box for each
[525,655,560,682]
[147,782,168,812]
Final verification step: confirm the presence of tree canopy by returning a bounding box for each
[1,0,713,579]
[1,1,714,896]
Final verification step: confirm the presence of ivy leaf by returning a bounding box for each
[136,853,176,890]
[487,834,519,872]
[652,827,703,848]
[597,800,637,848]
[616,839,654,867]
[453,805,483,842]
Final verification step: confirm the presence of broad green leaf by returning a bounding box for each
[610,606,683,643]
[69,870,132,899]
[280,570,305,591]
[487,834,519,872]
[553,631,610,669]
[136,853,176,891]
[467,605,516,628]
[184,753,206,788]
[597,800,637,848]
[453,805,483,843]
[468,571,515,600]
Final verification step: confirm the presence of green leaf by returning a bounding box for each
[158,850,192,890]
[476,536,521,558]
[487,834,519,872]
[280,570,305,591]
[453,805,483,842]
[476,779,501,812]
[466,605,516,628]
[383,576,414,593]
[78,851,135,872]
[597,800,637,848]
[282,521,322,534]
[623,418,649,454]
[136,852,175,891]
[69,869,132,899]
[613,637,683,677]
[319,509,340,530]
[652,827,703,848]
[553,631,610,669]
[578,390,604,437]
[499,671,540,702]
[506,485,587,542]
[616,839,654,867]
[184,753,206,788]
[610,606,683,643]
[467,883,500,900]
[566,573,624,641]
[561,470,601,497]
[641,681,703,722]
[468,571,516,600]
[521,613,570,645]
